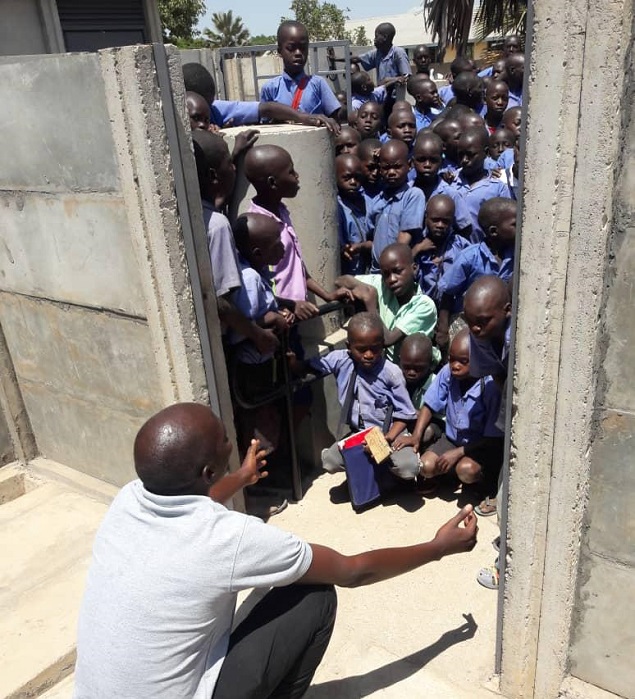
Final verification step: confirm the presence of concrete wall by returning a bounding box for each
[499,0,634,697]
[0,47,211,486]
[0,0,49,55]
[568,18,635,697]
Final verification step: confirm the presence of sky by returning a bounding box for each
[198,1,419,37]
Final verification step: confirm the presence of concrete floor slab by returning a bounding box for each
[0,482,108,699]
[13,467,500,699]
[271,472,501,698]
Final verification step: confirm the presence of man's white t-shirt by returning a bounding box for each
[74,480,312,698]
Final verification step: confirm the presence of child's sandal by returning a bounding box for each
[475,496,497,517]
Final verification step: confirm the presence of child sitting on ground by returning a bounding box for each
[404,328,504,497]
[229,213,292,454]
[357,138,383,199]
[336,154,373,275]
[336,243,438,364]
[436,197,516,351]
[245,144,352,317]
[407,75,443,131]
[397,333,443,449]
[368,140,425,270]
[411,132,472,238]
[403,194,471,306]
[354,101,384,141]
[334,125,362,156]
[260,21,341,118]
[289,312,420,485]
[451,127,512,242]
[191,130,278,358]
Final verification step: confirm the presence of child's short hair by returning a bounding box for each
[192,130,229,189]
[357,138,381,160]
[400,333,433,360]
[244,144,291,190]
[183,63,216,103]
[347,311,384,340]
[414,130,444,151]
[277,19,306,43]
[450,55,475,76]
[478,197,517,231]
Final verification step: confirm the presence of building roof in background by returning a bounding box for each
[345,3,502,47]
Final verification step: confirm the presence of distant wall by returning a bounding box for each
[0,47,211,485]
[0,0,48,55]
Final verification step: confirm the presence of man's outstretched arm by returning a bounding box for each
[300,506,477,588]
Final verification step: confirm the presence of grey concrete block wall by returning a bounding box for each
[568,26,635,696]
[0,46,210,486]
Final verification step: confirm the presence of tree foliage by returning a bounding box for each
[204,10,251,48]
[283,0,348,41]
[423,0,527,61]
[249,34,278,46]
[348,25,369,46]
[158,0,205,41]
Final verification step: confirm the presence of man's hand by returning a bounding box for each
[436,447,463,473]
[433,505,478,557]
[239,439,269,486]
[252,326,280,356]
[232,129,260,161]
[294,300,320,321]
[392,434,418,452]
[269,312,291,334]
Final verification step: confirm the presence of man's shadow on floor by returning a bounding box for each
[305,613,478,698]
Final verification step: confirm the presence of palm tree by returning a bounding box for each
[204,10,250,49]
[423,0,527,61]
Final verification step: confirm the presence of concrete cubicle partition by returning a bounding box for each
[0,46,230,488]
[223,124,345,464]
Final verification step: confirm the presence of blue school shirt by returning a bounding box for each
[369,183,426,269]
[439,157,460,177]
[351,86,387,111]
[357,45,411,81]
[415,231,471,305]
[229,255,278,364]
[414,108,435,132]
[484,148,515,173]
[337,193,373,275]
[450,173,512,242]
[438,241,514,300]
[412,177,472,232]
[361,182,384,200]
[438,84,454,105]
[507,89,522,108]
[260,71,341,116]
[308,350,417,431]
[210,100,260,128]
[478,66,494,78]
[424,365,504,444]
[469,317,512,379]
[201,201,242,298]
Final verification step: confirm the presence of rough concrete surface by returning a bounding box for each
[0,191,146,316]
[0,478,108,699]
[0,53,119,192]
[17,467,501,699]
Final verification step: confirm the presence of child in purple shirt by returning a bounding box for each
[244,145,351,319]
[289,312,420,484]
[192,130,279,357]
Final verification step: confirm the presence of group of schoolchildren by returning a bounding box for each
[183,18,522,590]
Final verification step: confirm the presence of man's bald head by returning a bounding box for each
[134,403,229,495]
